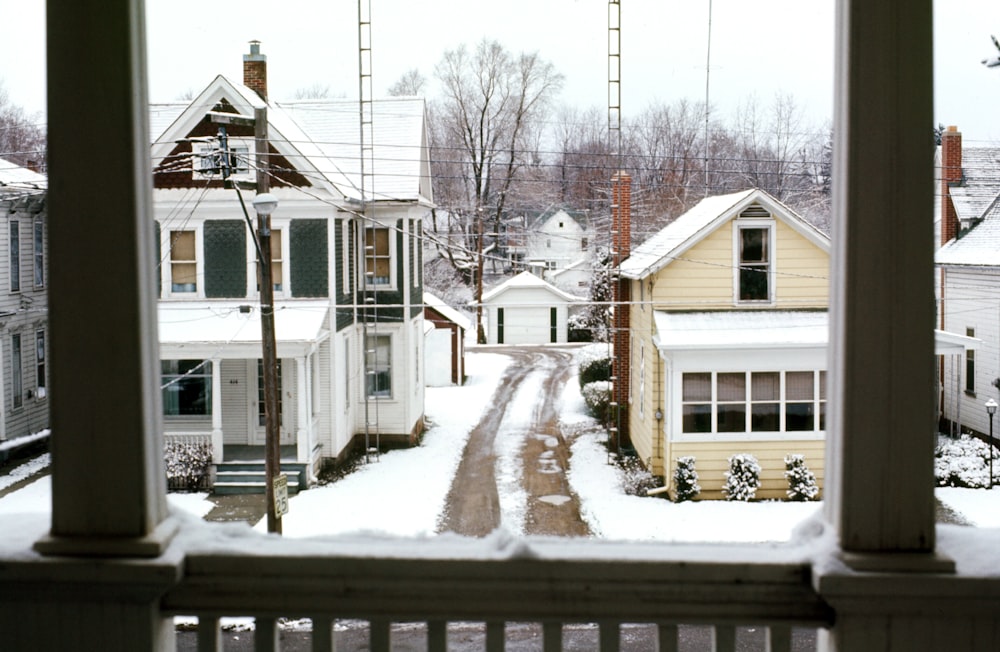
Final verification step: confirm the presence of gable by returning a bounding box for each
[648,201,830,310]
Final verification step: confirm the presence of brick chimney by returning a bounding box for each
[611,171,632,448]
[941,125,962,245]
[243,40,267,101]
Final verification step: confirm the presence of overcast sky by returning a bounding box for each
[3,0,1000,143]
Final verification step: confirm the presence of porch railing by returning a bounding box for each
[161,531,832,651]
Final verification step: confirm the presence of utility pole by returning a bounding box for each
[253,107,282,535]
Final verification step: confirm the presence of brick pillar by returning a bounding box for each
[612,172,632,447]
[941,126,962,245]
[243,40,267,101]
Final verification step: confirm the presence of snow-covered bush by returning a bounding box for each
[165,441,213,491]
[567,312,592,342]
[618,453,662,496]
[581,380,612,421]
[723,453,762,501]
[672,456,701,502]
[935,434,998,488]
[784,453,819,501]
[577,344,612,388]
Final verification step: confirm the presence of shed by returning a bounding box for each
[423,292,471,386]
[478,271,585,345]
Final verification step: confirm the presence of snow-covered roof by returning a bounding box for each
[480,271,586,304]
[0,157,47,193]
[158,300,329,358]
[619,188,829,280]
[424,292,472,331]
[937,146,1000,267]
[653,310,828,350]
[149,77,429,204]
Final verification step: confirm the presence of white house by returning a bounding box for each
[149,43,431,485]
[506,208,593,293]
[937,126,1000,437]
[478,271,585,345]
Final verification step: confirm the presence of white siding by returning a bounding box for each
[221,359,248,444]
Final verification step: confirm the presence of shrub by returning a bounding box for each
[935,434,998,488]
[618,453,662,496]
[673,456,701,502]
[165,441,213,491]
[581,380,612,422]
[784,454,819,501]
[567,313,592,342]
[723,453,761,501]
[577,344,612,388]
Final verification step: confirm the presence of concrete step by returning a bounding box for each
[213,468,303,495]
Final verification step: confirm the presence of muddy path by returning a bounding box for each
[436,346,591,537]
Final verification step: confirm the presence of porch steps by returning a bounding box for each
[213,462,308,495]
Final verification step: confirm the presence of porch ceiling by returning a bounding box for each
[158,300,330,359]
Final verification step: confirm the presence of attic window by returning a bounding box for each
[739,204,771,219]
[735,222,774,304]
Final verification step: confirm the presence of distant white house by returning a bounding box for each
[504,208,593,293]
[478,271,585,345]
[936,126,1000,437]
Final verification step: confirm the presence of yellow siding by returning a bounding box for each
[649,215,829,310]
[772,219,829,308]
[667,440,826,501]
[626,285,660,472]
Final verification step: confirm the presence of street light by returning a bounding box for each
[252,192,278,216]
[987,398,998,489]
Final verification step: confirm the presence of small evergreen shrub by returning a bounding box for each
[618,453,663,496]
[672,456,701,502]
[935,434,998,488]
[577,344,612,388]
[165,441,213,491]
[581,380,612,421]
[567,313,592,342]
[784,454,819,501]
[723,453,762,501]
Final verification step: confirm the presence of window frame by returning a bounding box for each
[9,219,20,293]
[733,220,775,305]
[168,228,199,295]
[965,327,976,395]
[365,334,392,399]
[360,224,395,290]
[193,138,253,182]
[251,221,287,298]
[161,359,213,418]
[11,333,22,410]
[33,217,44,289]
[35,329,46,399]
[678,369,826,441]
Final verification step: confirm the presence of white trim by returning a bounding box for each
[732,218,776,305]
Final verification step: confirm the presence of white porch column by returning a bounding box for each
[38,0,175,557]
[824,0,939,558]
[296,355,310,463]
[818,0,954,648]
[211,357,223,464]
[14,1,179,650]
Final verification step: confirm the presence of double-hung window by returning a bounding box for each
[194,140,251,181]
[364,227,391,287]
[965,327,976,394]
[33,218,44,288]
[161,360,212,417]
[365,334,392,398]
[10,220,20,292]
[11,333,22,409]
[736,223,772,302]
[170,230,197,293]
[35,330,46,399]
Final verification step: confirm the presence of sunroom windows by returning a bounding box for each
[681,370,826,435]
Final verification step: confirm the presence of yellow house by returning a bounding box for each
[618,189,831,499]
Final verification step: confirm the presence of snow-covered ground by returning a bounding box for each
[1,350,998,539]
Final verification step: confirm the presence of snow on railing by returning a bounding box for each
[161,520,832,651]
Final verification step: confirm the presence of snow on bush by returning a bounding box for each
[618,453,663,497]
[784,453,819,501]
[165,441,213,491]
[723,453,762,501]
[935,434,998,488]
[672,456,701,502]
[581,380,612,422]
[577,344,612,388]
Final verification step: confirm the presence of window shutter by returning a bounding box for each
[290,219,328,297]
[204,220,246,298]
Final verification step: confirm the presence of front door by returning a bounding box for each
[249,359,294,445]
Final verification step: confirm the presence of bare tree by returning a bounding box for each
[0,81,46,170]
[432,38,563,342]
[292,84,337,100]
[387,69,427,97]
